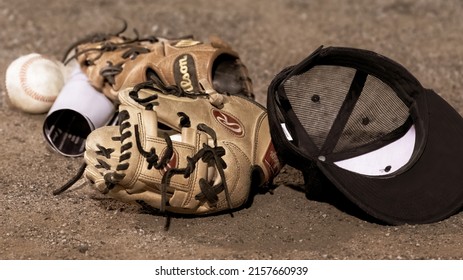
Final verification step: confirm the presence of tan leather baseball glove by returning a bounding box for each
[67,26,254,102]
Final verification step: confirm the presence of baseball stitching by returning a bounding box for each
[19,55,59,103]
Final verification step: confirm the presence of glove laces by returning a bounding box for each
[127,83,233,214]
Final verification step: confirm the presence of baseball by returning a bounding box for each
[5,53,66,114]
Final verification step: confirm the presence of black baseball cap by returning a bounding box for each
[267,46,463,225]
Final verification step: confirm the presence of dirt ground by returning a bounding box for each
[1,0,462,260]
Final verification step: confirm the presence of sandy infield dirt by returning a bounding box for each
[1,0,462,259]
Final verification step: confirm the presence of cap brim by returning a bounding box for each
[318,90,463,224]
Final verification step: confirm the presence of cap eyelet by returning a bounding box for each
[362,117,370,125]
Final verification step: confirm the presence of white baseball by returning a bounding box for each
[5,53,66,114]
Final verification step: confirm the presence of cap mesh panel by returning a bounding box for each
[284,65,356,148]
[334,75,409,152]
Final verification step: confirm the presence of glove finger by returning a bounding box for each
[84,126,121,193]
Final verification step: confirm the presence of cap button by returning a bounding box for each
[311,95,320,103]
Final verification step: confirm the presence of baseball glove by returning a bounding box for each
[55,79,280,218]
[65,24,254,102]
